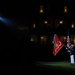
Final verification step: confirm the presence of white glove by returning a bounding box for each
[68,50,70,52]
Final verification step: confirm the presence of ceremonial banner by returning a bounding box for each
[52,34,64,56]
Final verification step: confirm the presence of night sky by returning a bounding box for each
[0,0,75,18]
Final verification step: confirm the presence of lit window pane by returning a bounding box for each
[39,5,44,13]
[64,6,67,13]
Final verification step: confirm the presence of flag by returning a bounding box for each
[52,34,64,56]
[67,29,71,48]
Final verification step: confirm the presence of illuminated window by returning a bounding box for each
[70,35,75,44]
[31,38,34,42]
[39,5,44,13]
[59,21,63,24]
[41,36,44,40]
[64,6,67,13]
[30,35,37,43]
[71,23,74,28]
[63,36,66,42]
[60,36,66,43]
[64,36,66,40]
[74,38,75,44]
[44,21,48,24]
[33,23,36,28]
[40,35,47,45]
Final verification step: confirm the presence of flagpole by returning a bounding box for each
[63,44,67,49]
[63,44,70,52]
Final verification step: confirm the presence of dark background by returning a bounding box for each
[0,0,75,74]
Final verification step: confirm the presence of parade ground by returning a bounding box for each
[35,61,75,75]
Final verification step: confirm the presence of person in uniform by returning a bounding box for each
[66,44,74,64]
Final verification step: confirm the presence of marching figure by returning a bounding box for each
[66,44,75,64]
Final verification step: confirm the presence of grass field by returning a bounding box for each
[35,61,75,74]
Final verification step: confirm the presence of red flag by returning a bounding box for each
[52,34,64,56]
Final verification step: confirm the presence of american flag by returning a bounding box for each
[67,29,71,48]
